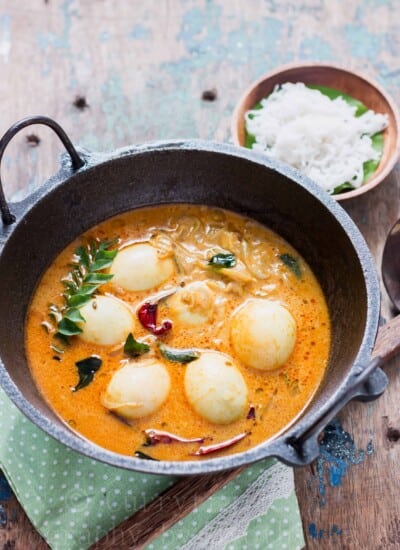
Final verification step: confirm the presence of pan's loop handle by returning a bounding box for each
[286,356,386,462]
[0,116,85,226]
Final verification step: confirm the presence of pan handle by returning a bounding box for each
[0,116,85,225]
[286,314,400,462]
[286,355,384,458]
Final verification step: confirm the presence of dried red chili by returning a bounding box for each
[246,406,256,420]
[193,432,248,456]
[144,429,205,445]
[137,302,172,335]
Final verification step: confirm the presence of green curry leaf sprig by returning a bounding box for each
[49,238,118,342]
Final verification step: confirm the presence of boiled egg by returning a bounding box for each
[184,351,247,424]
[78,295,133,346]
[110,243,175,291]
[230,299,296,371]
[102,360,170,420]
[167,282,214,326]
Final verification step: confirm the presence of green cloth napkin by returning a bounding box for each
[0,388,304,549]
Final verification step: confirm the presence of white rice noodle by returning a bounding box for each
[245,82,388,193]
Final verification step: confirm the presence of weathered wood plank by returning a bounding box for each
[295,170,400,549]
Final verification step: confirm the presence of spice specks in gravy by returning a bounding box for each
[25,205,330,461]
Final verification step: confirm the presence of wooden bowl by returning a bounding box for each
[232,62,400,201]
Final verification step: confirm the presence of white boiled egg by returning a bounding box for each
[110,243,175,291]
[102,360,170,420]
[167,282,214,326]
[184,351,247,424]
[78,295,133,346]
[230,299,296,371]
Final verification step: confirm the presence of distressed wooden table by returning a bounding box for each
[1,1,400,548]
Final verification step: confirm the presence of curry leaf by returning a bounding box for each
[84,273,114,284]
[158,343,200,364]
[208,252,236,269]
[89,256,116,272]
[63,281,78,294]
[67,293,93,309]
[280,253,301,279]
[89,247,118,272]
[98,238,119,251]
[73,356,102,392]
[75,246,90,269]
[63,308,86,324]
[75,285,99,297]
[57,318,83,337]
[124,333,150,357]
[134,450,159,461]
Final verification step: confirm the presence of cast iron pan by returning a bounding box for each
[0,116,389,475]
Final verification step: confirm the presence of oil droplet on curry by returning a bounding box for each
[25,205,330,460]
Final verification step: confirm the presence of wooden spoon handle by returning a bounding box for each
[372,314,400,361]
[92,315,400,550]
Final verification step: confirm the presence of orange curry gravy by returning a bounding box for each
[26,205,330,461]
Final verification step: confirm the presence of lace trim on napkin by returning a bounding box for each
[180,460,294,550]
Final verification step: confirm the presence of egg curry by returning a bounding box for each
[25,205,330,460]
